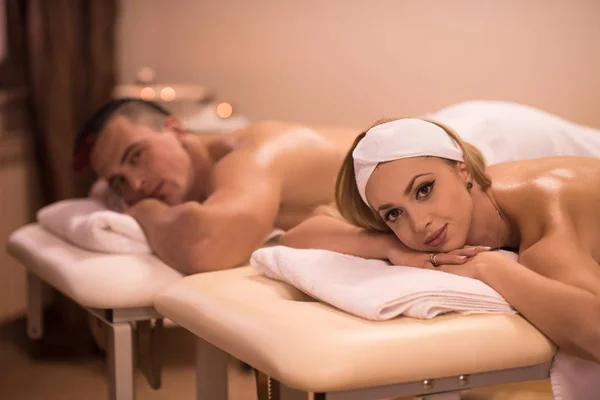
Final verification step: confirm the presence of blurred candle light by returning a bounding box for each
[160,87,176,102]
[140,87,155,100]
[136,67,156,85]
[216,102,233,119]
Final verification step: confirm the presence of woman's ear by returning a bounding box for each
[455,162,471,184]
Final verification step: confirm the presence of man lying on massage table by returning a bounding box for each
[76,99,600,274]
[282,116,600,364]
[74,98,359,273]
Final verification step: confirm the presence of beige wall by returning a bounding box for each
[117,0,600,129]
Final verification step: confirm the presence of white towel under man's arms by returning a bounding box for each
[37,198,151,254]
[37,194,286,255]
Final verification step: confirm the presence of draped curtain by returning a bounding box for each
[4,0,118,356]
[25,0,118,201]
[5,0,118,201]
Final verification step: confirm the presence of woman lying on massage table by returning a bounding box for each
[282,117,600,363]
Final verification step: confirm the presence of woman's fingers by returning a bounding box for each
[429,246,491,267]
[451,246,491,257]
[429,253,469,266]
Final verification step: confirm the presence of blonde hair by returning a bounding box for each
[335,118,491,233]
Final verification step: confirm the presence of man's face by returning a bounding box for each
[90,116,195,206]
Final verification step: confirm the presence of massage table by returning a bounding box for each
[7,223,184,400]
[8,223,558,400]
[155,266,557,400]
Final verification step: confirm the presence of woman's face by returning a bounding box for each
[365,157,473,253]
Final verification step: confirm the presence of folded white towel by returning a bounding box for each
[37,199,151,254]
[250,246,516,320]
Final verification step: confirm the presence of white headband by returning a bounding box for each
[353,118,464,206]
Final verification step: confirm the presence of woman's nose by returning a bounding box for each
[410,210,432,233]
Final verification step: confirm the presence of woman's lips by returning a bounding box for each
[425,224,448,247]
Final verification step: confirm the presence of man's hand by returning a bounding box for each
[89,179,129,212]
[388,244,491,269]
[126,197,169,220]
[123,200,213,273]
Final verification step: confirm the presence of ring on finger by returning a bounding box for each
[430,253,439,268]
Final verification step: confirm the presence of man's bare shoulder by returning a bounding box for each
[225,120,359,155]
[205,120,359,204]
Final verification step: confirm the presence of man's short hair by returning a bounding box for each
[73,98,171,172]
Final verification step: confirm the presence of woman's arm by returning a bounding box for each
[282,215,485,267]
[458,239,600,362]
[282,214,400,259]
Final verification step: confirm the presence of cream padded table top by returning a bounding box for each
[8,224,183,309]
[155,266,556,393]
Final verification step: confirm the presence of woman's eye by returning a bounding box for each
[384,208,402,222]
[416,181,435,200]
[130,149,142,165]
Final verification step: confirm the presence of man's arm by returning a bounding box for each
[282,215,485,267]
[129,151,281,274]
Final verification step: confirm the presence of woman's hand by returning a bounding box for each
[423,250,507,280]
[388,244,491,270]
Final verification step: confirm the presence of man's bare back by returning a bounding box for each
[200,121,358,229]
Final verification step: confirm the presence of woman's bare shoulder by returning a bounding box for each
[490,156,600,185]
[490,157,600,247]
